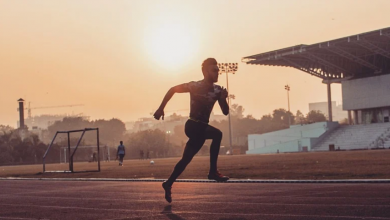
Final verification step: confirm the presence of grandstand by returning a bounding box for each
[313,123,390,151]
[243,27,390,153]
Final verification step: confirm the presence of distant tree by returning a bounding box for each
[168,113,184,121]
[246,114,255,120]
[0,125,14,134]
[93,118,126,145]
[125,129,167,158]
[257,114,282,134]
[0,130,17,164]
[14,134,47,164]
[231,115,259,137]
[48,117,91,138]
[306,110,327,123]
[272,108,295,127]
[295,110,306,124]
[0,127,70,165]
[230,104,245,119]
[47,117,126,146]
[172,124,187,146]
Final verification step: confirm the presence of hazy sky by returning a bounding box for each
[1,0,390,127]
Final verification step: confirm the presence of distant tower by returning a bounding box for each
[18,98,25,129]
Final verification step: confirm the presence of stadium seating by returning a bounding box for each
[313,123,390,151]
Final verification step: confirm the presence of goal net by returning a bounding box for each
[43,128,100,173]
[60,145,111,164]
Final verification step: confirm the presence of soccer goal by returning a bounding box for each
[43,128,100,173]
[60,145,110,164]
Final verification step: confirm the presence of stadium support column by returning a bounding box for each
[354,110,359,124]
[327,82,333,122]
[348,111,352,125]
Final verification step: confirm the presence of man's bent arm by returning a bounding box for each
[158,84,190,110]
[218,99,229,115]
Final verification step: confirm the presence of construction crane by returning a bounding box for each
[18,102,84,119]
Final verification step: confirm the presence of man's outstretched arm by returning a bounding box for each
[218,87,229,116]
[153,84,190,120]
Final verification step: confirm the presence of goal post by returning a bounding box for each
[43,128,100,173]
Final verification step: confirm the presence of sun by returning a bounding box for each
[144,22,199,70]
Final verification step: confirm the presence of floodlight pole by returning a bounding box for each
[97,128,100,172]
[218,63,238,155]
[67,132,71,171]
[285,85,291,126]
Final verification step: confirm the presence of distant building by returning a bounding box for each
[209,112,227,122]
[18,114,90,130]
[131,117,160,133]
[309,101,348,122]
[126,112,226,134]
[30,126,50,142]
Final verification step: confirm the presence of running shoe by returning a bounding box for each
[208,170,229,182]
[162,181,172,203]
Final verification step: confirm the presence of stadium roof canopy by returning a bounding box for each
[242,27,390,82]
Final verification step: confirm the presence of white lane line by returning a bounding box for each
[1,203,390,220]
[2,191,390,203]
[1,195,390,207]
[0,217,41,220]
[102,211,390,220]
[1,177,390,183]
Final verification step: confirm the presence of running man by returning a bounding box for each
[153,58,230,203]
[117,141,125,166]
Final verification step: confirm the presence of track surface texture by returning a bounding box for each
[1,180,390,220]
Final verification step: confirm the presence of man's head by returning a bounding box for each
[120,141,123,145]
[202,58,219,83]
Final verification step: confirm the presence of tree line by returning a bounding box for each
[0,107,327,165]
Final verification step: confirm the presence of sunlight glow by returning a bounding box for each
[144,22,199,71]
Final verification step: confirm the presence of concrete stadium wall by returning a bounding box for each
[246,122,339,154]
[342,74,390,110]
[247,139,300,154]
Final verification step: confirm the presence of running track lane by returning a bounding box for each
[0,180,390,220]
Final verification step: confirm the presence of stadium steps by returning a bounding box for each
[312,123,390,151]
[381,132,390,148]
[369,127,390,148]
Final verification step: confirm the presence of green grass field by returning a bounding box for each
[1,150,390,180]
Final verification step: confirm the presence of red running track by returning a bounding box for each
[0,180,390,220]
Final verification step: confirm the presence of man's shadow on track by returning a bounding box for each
[161,205,247,220]
[161,205,185,220]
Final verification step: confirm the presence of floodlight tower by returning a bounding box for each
[217,63,238,155]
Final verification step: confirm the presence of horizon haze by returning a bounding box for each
[1,0,390,127]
